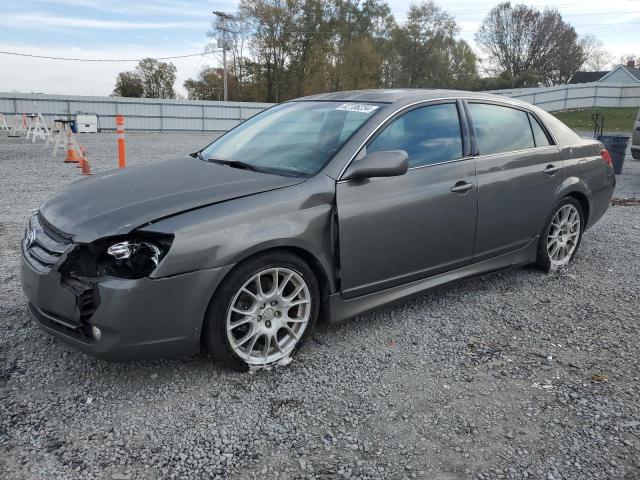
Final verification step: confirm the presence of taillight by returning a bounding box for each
[600,149,612,167]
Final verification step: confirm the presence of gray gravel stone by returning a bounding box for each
[1,132,639,479]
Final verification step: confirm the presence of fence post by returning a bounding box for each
[202,104,205,132]
[113,100,118,132]
[159,102,164,132]
[594,85,598,109]
[564,86,569,110]
[619,86,623,107]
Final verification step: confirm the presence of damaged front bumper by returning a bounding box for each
[20,216,230,361]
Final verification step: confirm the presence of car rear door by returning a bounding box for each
[335,100,478,299]
[466,101,564,262]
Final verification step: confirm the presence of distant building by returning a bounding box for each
[569,60,640,85]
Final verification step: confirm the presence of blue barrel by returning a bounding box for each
[598,134,630,175]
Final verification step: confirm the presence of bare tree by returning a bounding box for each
[580,35,611,71]
[618,53,640,66]
[475,2,585,86]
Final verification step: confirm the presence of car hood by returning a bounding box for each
[39,157,305,243]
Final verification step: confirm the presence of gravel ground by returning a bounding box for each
[1,131,639,480]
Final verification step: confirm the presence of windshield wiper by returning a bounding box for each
[209,158,263,173]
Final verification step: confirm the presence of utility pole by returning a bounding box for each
[213,10,234,102]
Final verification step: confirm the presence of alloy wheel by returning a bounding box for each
[226,267,311,366]
[546,204,581,267]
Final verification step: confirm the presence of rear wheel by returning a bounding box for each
[202,251,319,371]
[536,198,584,272]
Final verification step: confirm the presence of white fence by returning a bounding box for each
[0,92,273,132]
[489,82,640,112]
[2,83,638,133]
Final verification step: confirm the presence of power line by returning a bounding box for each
[0,50,216,62]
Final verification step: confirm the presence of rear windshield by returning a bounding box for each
[201,101,382,177]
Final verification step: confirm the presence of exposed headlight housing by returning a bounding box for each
[107,240,161,264]
[57,231,173,281]
[102,234,173,279]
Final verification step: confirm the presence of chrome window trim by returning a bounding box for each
[407,155,475,171]
[336,95,559,181]
[474,144,559,162]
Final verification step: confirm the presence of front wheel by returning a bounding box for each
[536,197,585,273]
[202,251,319,371]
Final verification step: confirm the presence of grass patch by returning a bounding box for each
[552,107,638,133]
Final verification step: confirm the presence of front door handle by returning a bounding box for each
[543,164,560,175]
[450,181,474,194]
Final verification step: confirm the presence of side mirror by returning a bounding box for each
[342,150,409,181]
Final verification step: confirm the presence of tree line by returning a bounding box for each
[113,1,617,102]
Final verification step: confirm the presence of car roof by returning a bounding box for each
[293,88,530,107]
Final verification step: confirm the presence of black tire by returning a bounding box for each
[202,250,320,371]
[535,197,585,273]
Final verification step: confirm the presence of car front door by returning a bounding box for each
[335,101,478,299]
[466,101,565,262]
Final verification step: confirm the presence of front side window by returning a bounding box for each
[201,101,382,177]
[367,103,463,168]
[469,103,535,155]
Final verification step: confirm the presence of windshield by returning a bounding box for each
[200,101,383,177]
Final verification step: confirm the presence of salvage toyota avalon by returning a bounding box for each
[21,89,615,370]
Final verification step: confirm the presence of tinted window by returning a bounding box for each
[469,103,535,155]
[528,113,551,147]
[367,103,463,168]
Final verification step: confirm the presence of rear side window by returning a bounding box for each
[528,113,552,147]
[367,103,463,168]
[469,103,535,155]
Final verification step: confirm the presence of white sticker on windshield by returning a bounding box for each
[336,103,379,114]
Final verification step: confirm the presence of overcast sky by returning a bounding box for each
[0,0,638,96]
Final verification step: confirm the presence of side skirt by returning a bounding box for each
[328,239,538,324]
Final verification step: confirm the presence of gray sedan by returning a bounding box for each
[20,89,615,370]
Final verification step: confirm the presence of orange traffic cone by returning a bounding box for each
[78,146,86,168]
[80,148,92,176]
[64,131,80,163]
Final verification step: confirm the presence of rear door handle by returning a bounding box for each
[543,164,560,175]
[450,181,474,194]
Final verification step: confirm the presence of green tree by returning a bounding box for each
[239,0,300,102]
[135,58,177,99]
[383,1,478,89]
[286,0,334,96]
[112,71,144,97]
[217,0,480,101]
[330,0,392,91]
[184,67,225,100]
